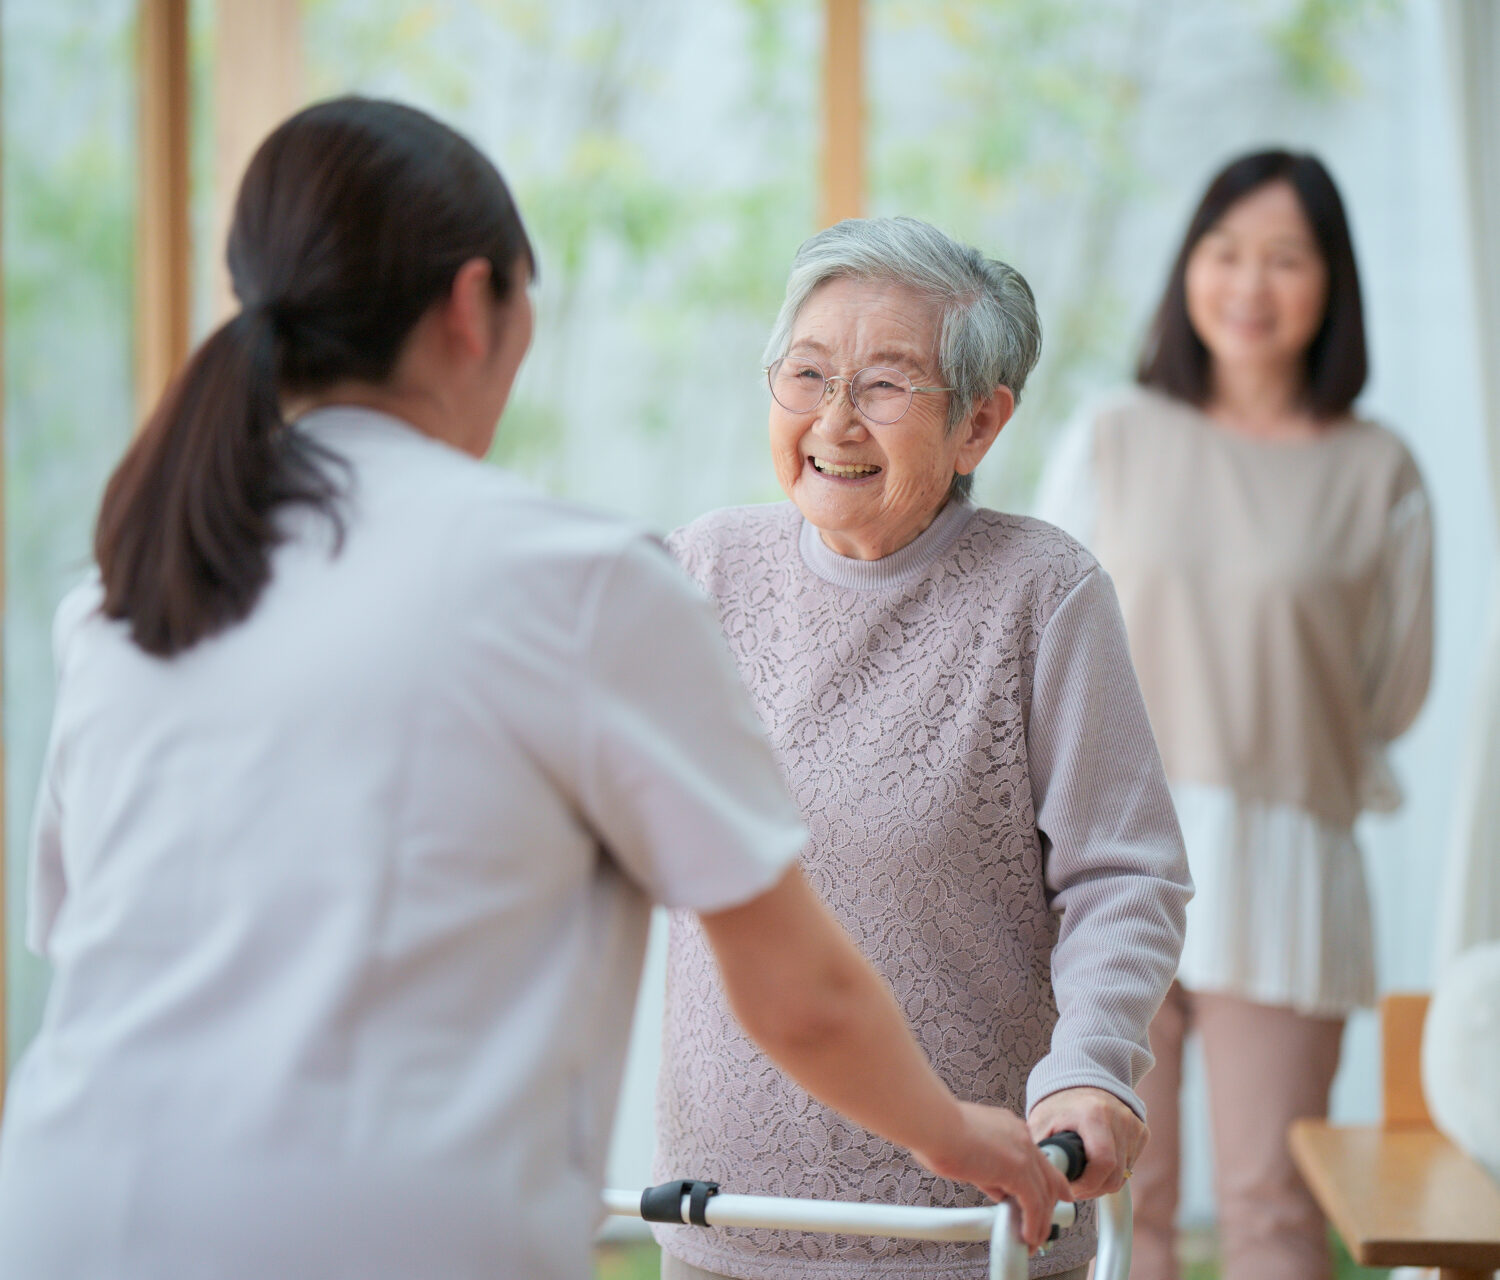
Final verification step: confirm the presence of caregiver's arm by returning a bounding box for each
[1025,565,1193,1200]
[700,865,1070,1249]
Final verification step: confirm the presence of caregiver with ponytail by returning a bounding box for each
[0,98,1068,1280]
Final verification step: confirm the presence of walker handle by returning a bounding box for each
[1038,1130,1087,1181]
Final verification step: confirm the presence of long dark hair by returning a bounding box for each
[1136,149,1366,419]
[96,97,535,656]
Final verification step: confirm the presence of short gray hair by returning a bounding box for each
[763,217,1042,501]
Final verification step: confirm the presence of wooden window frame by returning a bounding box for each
[822,0,865,227]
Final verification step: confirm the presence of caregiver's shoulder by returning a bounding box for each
[420,446,686,612]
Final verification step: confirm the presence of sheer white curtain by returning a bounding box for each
[1437,0,1500,969]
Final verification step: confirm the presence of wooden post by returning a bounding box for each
[820,0,865,227]
[136,0,193,425]
[1381,992,1434,1128]
[212,0,304,321]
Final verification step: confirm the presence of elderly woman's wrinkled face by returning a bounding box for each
[771,278,984,561]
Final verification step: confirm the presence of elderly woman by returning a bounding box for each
[651,217,1193,1280]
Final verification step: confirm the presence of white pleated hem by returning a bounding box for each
[1172,783,1375,1017]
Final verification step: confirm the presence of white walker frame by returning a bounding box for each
[604,1135,1133,1280]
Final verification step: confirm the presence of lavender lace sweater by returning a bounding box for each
[654,500,1191,1280]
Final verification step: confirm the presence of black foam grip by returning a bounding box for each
[639,1179,720,1226]
[689,1179,719,1226]
[1040,1130,1088,1182]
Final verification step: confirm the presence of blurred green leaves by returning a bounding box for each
[1268,0,1403,98]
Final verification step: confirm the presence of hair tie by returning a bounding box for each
[234,294,284,331]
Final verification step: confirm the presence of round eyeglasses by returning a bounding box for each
[764,356,955,426]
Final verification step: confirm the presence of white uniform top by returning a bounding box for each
[0,407,806,1280]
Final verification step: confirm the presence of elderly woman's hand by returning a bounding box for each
[1027,1087,1147,1200]
[913,1101,1073,1250]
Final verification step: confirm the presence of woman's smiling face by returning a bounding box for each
[769,277,991,561]
[1184,179,1330,378]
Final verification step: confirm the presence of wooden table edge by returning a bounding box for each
[1290,1120,1500,1272]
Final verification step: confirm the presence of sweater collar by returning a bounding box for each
[798,498,977,590]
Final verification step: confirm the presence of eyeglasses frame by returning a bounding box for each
[763,356,957,426]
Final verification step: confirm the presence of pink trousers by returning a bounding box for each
[1131,982,1345,1280]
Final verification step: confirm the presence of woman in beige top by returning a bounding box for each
[654,217,1191,1280]
[1037,151,1433,1280]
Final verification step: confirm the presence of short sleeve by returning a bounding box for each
[578,537,807,911]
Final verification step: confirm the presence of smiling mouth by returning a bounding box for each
[811,457,881,478]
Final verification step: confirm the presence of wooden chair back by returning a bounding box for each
[1382,991,1434,1129]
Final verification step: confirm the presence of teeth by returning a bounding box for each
[813,458,880,478]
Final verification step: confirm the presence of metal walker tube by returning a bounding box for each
[603,1136,1133,1280]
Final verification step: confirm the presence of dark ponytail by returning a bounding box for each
[96,97,535,656]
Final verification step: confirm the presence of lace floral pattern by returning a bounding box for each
[655,503,1098,1279]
